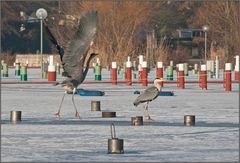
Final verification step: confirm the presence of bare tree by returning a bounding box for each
[79,1,156,66]
[192,1,240,63]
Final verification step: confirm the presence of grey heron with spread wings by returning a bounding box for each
[133,78,165,120]
[44,10,98,119]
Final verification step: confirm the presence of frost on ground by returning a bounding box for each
[1,68,239,162]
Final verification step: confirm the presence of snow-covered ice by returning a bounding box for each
[1,68,239,162]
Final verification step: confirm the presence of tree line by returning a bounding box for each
[1,1,240,67]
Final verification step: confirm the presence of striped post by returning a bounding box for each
[48,56,56,81]
[142,61,148,86]
[132,61,137,71]
[2,63,8,77]
[156,62,163,87]
[206,60,211,78]
[117,65,121,75]
[15,62,21,76]
[138,55,144,82]
[200,65,207,90]
[225,63,232,92]
[167,66,173,81]
[122,62,126,80]
[126,60,132,85]
[193,64,198,75]
[156,62,163,78]
[178,64,185,89]
[1,60,4,70]
[20,66,27,81]
[206,60,214,78]
[234,55,239,81]
[95,64,102,81]
[176,64,179,87]
[42,63,48,79]
[111,62,117,85]
[215,56,219,79]
[210,60,215,76]
[139,55,144,66]
[138,64,142,82]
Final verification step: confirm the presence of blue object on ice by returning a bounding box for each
[77,89,105,96]
[133,91,140,94]
[159,91,174,96]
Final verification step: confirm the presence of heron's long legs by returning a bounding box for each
[144,102,152,120]
[72,88,80,119]
[56,91,67,119]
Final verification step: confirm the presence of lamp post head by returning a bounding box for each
[20,11,25,17]
[202,25,209,32]
[36,8,48,19]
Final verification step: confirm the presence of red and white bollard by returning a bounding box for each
[178,64,185,89]
[48,55,56,81]
[176,64,179,88]
[126,59,132,85]
[111,62,117,85]
[138,64,142,82]
[200,64,207,90]
[139,55,144,66]
[156,62,163,87]
[234,55,239,81]
[142,61,148,86]
[156,62,163,78]
[225,63,232,92]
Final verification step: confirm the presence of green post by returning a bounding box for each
[193,64,198,74]
[210,60,215,76]
[15,63,21,76]
[167,66,173,80]
[132,61,137,71]
[184,63,188,76]
[122,62,126,79]
[2,63,8,77]
[117,65,121,75]
[42,71,48,79]
[42,63,48,79]
[20,66,27,81]
[95,65,102,81]
[133,73,137,79]
[1,60,4,70]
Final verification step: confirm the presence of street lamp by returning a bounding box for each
[202,25,209,63]
[19,8,48,78]
[36,8,48,78]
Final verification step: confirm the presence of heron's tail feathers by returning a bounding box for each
[133,101,139,107]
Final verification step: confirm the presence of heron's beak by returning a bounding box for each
[158,78,166,82]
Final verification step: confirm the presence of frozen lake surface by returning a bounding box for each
[1,68,239,162]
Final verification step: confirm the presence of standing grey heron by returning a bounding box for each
[44,10,98,119]
[133,78,165,120]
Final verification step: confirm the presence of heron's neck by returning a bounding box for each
[154,81,162,91]
[156,85,161,91]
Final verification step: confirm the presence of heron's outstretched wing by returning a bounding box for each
[62,10,98,79]
[133,87,159,106]
[43,21,64,61]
